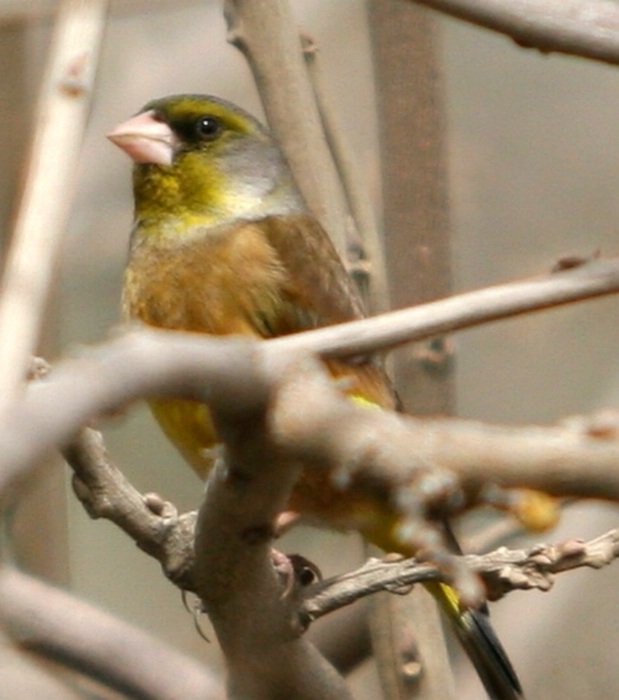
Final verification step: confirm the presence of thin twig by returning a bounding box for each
[302,34,389,314]
[0,0,108,409]
[302,529,619,621]
[0,566,224,700]
[267,257,619,359]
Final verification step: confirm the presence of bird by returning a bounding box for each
[109,93,523,700]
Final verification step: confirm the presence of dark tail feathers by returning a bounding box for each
[453,606,523,700]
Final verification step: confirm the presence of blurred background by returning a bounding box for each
[2,1,619,698]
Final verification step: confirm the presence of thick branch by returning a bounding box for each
[0,566,223,700]
[62,419,619,611]
[0,332,260,496]
[54,356,619,700]
[64,423,362,693]
[2,256,619,497]
[411,0,619,67]
[59,343,354,699]
[223,0,353,254]
[270,358,619,505]
[190,343,354,700]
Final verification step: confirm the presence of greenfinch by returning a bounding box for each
[109,94,522,700]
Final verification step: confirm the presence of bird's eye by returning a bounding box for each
[195,115,222,140]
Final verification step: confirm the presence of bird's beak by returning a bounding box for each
[107,110,178,166]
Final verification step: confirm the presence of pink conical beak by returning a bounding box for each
[107,110,177,165]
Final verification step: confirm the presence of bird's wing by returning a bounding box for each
[254,214,396,409]
[255,213,367,334]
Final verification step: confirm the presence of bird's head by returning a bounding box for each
[108,94,303,234]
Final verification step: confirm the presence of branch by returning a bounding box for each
[53,348,615,541]
[60,411,619,700]
[0,332,260,496]
[410,0,619,67]
[1,255,619,497]
[56,361,619,699]
[223,0,353,255]
[68,422,375,677]
[302,34,389,313]
[270,357,619,506]
[302,529,619,621]
[62,413,619,610]
[64,423,360,698]
[0,566,224,700]
[61,398,354,698]
[0,250,616,502]
[64,427,198,589]
[269,256,619,358]
[43,334,619,603]
[0,0,108,407]
[190,382,355,700]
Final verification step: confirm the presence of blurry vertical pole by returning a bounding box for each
[0,25,28,250]
[370,0,453,409]
[368,2,455,700]
[0,21,69,584]
[0,0,109,409]
[0,0,108,584]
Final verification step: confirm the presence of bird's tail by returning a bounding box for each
[429,581,523,700]
[362,518,523,699]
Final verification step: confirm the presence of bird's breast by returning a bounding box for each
[122,220,288,336]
